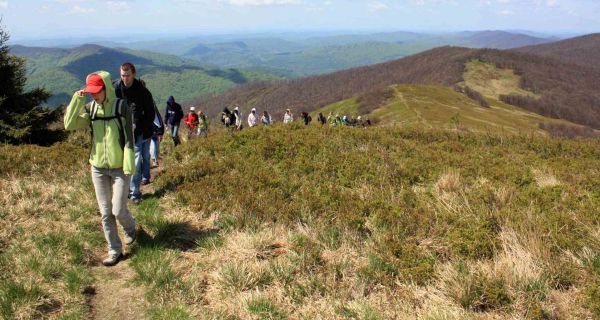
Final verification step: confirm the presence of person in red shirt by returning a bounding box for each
[184,107,199,140]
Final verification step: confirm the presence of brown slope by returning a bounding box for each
[194,46,475,118]
[515,33,600,69]
[193,46,600,129]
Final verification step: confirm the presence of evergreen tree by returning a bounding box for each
[0,22,64,145]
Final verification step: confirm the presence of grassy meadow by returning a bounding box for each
[1,124,600,319]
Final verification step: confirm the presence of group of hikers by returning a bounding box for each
[63,62,372,267]
[207,106,372,132]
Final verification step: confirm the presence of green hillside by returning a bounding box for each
[11,45,279,108]
[310,60,594,136]
[315,84,575,135]
[2,126,599,318]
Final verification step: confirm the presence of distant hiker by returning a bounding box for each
[164,96,183,146]
[261,110,272,126]
[301,111,312,125]
[284,109,294,124]
[356,115,364,128]
[317,112,327,125]
[65,71,137,267]
[197,110,208,137]
[248,108,258,128]
[327,112,335,125]
[221,107,236,130]
[114,62,155,201]
[334,114,342,126]
[233,107,243,131]
[184,106,199,139]
[150,104,164,168]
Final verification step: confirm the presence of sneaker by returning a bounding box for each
[132,198,142,205]
[152,160,159,168]
[141,179,150,186]
[102,253,123,267]
[124,230,137,245]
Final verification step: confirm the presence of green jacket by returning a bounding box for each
[64,71,135,175]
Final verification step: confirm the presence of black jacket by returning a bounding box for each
[114,79,155,141]
[164,96,184,126]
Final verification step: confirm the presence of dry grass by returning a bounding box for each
[532,168,561,188]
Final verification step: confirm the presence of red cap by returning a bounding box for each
[83,74,105,94]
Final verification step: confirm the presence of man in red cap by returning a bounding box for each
[65,71,137,267]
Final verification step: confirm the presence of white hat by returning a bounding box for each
[251,108,256,112]
[234,107,239,111]
[190,107,196,111]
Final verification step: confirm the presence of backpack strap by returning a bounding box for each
[89,99,126,150]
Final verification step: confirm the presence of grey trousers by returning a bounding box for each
[91,166,137,256]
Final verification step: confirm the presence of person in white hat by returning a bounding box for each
[233,106,243,131]
[248,107,258,128]
[283,108,294,124]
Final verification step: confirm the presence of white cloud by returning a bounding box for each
[499,9,514,15]
[68,5,95,14]
[107,1,131,12]
[0,1,8,9]
[368,1,388,10]
[224,0,302,6]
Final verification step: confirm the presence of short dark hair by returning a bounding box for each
[120,62,136,74]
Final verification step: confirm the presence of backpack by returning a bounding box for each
[88,98,126,150]
[152,102,164,136]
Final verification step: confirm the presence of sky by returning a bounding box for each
[1,0,599,40]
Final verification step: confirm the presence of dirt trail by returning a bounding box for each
[88,163,162,319]
[88,258,146,319]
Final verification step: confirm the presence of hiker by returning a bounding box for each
[64,71,137,267]
[327,112,335,125]
[150,105,164,168]
[164,96,183,146]
[114,62,155,202]
[197,110,208,137]
[317,112,327,125]
[301,112,312,125]
[334,113,342,126]
[184,106,199,139]
[248,108,258,128]
[283,108,294,124]
[261,110,272,126]
[221,107,236,130]
[233,107,243,131]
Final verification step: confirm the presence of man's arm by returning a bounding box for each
[143,88,156,127]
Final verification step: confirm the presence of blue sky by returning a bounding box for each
[1,0,599,40]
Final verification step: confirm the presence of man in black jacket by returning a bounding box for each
[164,96,183,146]
[114,62,155,204]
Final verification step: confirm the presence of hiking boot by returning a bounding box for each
[124,230,137,245]
[102,253,123,267]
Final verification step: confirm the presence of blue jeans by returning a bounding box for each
[130,136,151,199]
[150,135,161,161]
[170,124,180,146]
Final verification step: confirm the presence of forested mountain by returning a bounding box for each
[10,44,279,107]
[515,33,600,69]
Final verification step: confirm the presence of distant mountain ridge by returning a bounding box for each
[10,44,279,107]
[515,33,600,69]
[177,30,557,77]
